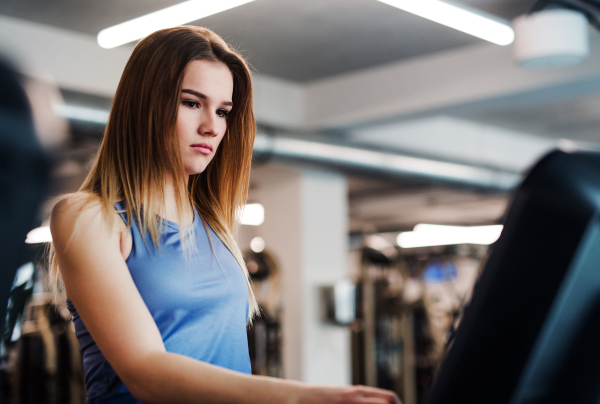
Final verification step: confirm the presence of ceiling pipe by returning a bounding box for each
[253,133,522,191]
[53,107,522,191]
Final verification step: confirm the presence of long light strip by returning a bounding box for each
[378,0,515,46]
[397,224,503,248]
[98,0,255,49]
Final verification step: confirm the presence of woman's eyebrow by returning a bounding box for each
[181,89,233,106]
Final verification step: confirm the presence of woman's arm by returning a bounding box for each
[50,195,399,404]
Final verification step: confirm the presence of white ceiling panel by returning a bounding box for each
[0,0,536,81]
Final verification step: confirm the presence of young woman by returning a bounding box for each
[49,26,400,404]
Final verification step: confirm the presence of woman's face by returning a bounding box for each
[177,59,233,178]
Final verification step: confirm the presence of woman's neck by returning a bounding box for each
[161,175,194,226]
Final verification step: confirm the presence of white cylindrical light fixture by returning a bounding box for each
[513,9,589,69]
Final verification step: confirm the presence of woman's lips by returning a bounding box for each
[191,143,213,155]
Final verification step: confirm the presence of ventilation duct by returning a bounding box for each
[52,105,523,191]
[253,134,521,191]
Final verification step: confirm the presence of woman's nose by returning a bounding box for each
[198,111,218,137]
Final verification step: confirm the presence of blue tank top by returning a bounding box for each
[67,201,251,403]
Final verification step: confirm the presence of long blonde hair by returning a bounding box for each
[49,26,259,321]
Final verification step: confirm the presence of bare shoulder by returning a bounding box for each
[50,192,124,250]
[51,192,100,219]
[51,192,100,235]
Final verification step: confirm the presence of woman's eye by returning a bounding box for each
[217,109,230,118]
[182,100,199,108]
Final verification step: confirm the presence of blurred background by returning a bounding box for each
[1,0,600,403]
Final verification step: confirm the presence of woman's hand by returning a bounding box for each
[302,384,401,404]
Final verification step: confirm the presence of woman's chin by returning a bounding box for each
[185,165,208,176]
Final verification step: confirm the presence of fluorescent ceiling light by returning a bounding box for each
[98,0,255,49]
[378,0,515,46]
[241,203,265,226]
[54,104,110,125]
[397,224,503,248]
[26,226,52,244]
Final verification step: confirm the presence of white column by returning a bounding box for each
[244,164,350,385]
